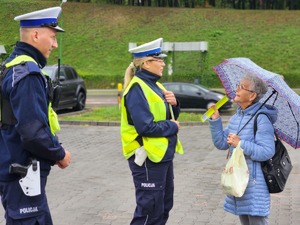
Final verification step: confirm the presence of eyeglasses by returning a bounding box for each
[236,83,255,93]
[147,52,163,57]
[148,59,165,63]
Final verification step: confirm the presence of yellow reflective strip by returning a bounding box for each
[5,55,36,68]
[48,103,60,135]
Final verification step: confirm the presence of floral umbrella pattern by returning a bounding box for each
[213,57,300,149]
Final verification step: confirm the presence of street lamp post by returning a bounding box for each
[59,0,67,64]
[57,0,67,85]
[60,0,67,6]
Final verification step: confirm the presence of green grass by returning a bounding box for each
[61,106,122,121]
[1,1,300,87]
[59,106,204,122]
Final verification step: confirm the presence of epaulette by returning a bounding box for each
[11,61,44,87]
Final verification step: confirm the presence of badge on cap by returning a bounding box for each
[129,38,167,58]
[14,7,64,32]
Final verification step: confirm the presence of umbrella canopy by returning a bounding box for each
[213,57,300,149]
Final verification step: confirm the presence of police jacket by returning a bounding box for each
[0,42,65,182]
[209,102,278,216]
[121,69,181,162]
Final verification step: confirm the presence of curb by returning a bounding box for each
[58,120,227,127]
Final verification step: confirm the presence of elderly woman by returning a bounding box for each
[208,73,278,225]
[120,38,184,225]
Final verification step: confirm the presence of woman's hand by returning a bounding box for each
[227,133,240,147]
[163,90,177,106]
[210,104,220,120]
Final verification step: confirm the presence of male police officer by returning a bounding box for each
[0,7,71,224]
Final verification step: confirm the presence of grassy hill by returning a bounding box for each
[1,0,300,88]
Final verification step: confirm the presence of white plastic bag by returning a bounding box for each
[221,141,249,197]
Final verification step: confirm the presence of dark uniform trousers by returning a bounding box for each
[128,156,174,225]
[0,177,53,225]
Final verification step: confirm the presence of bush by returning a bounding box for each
[81,71,223,89]
[81,74,123,89]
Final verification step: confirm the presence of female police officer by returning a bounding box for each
[120,38,184,225]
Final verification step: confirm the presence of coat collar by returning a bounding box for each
[8,41,47,68]
[135,68,161,83]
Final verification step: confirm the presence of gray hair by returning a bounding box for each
[242,73,268,102]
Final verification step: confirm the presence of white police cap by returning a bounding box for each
[129,38,167,58]
[14,7,64,32]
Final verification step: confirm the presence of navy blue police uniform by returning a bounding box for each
[126,69,180,225]
[0,7,66,225]
[0,41,66,225]
[121,38,183,225]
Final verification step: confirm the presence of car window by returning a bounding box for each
[71,69,78,79]
[182,85,199,94]
[64,68,74,80]
[43,67,55,80]
[165,84,181,92]
[60,70,66,80]
[196,84,210,93]
[64,67,75,80]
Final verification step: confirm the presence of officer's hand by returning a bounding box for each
[56,150,71,169]
[163,90,177,106]
[171,119,180,131]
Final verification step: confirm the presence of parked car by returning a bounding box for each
[43,64,86,111]
[162,82,232,110]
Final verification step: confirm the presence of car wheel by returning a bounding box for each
[73,91,86,111]
[206,101,216,110]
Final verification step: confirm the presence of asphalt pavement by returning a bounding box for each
[1,123,299,225]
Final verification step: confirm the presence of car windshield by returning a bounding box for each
[42,67,56,80]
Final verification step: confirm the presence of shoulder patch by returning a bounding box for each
[12,62,44,87]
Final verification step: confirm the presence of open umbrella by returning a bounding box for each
[213,57,300,149]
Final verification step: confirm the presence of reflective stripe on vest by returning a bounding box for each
[5,55,60,135]
[5,55,36,67]
[121,76,183,162]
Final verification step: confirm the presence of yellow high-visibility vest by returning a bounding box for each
[121,76,183,162]
[5,55,60,135]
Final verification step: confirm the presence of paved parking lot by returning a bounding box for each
[1,124,300,225]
